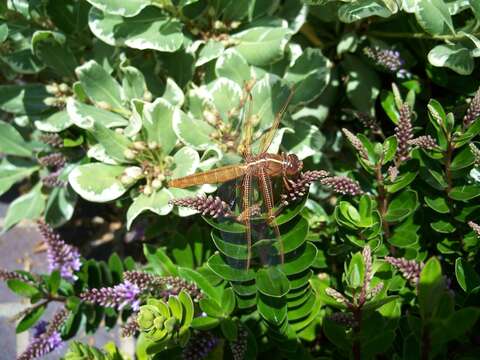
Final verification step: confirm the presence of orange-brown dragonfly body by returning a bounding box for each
[168,153,302,189]
[169,86,301,268]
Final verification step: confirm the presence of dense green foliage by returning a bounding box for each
[1,0,480,359]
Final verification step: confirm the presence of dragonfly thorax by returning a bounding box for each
[245,153,303,178]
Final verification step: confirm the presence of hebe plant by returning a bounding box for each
[1,0,480,359]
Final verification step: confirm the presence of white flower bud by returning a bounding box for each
[46,83,59,95]
[44,97,58,106]
[124,166,143,179]
[124,149,137,160]
[143,91,153,102]
[133,141,146,151]
[143,185,153,195]
[203,110,217,124]
[152,178,162,189]
[148,141,158,150]
[58,83,69,93]
[157,174,165,182]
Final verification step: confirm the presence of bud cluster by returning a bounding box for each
[182,331,219,360]
[121,316,139,337]
[0,269,32,283]
[468,221,480,237]
[463,87,480,128]
[18,308,69,360]
[469,144,480,166]
[394,103,414,163]
[80,281,141,311]
[38,153,66,168]
[230,325,248,360]
[328,312,358,328]
[385,256,424,286]
[280,170,330,204]
[342,128,369,160]
[39,133,63,148]
[37,221,81,280]
[170,195,233,219]
[363,46,407,76]
[44,82,72,108]
[408,135,438,150]
[122,141,173,195]
[42,171,65,188]
[319,176,364,196]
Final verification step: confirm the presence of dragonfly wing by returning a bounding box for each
[258,88,295,155]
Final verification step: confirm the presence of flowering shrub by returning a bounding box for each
[1,1,480,359]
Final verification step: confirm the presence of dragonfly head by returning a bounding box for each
[284,153,303,176]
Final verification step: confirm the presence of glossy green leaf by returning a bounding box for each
[428,44,474,75]
[207,253,256,282]
[126,189,173,229]
[66,98,128,130]
[86,0,152,17]
[7,279,39,297]
[31,31,77,77]
[35,110,73,132]
[418,257,444,319]
[455,258,480,293]
[256,267,290,297]
[415,0,455,35]
[385,190,418,222]
[0,159,38,197]
[89,7,184,52]
[16,305,46,333]
[338,0,392,23]
[0,120,32,157]
[68,163,128,202]
[2,183,46,232]
[76,60,125,112]
[449,185,480,201]
[215,48,251,85]
[232,27,292,66]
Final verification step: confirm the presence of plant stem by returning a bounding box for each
[352,308,362,360]
[367,31,480,41]
[444,139,453,193]
[421,325,431,360]
[375,163,390,239]
[300,23,324,48]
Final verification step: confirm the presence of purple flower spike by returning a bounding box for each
[80,281,141,311]
[37,221,81,280]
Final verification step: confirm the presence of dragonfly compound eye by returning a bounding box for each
[286,154,303,175]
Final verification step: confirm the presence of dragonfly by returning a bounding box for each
[168,84,303,269]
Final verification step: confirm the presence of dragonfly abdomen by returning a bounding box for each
[168,165,247,188]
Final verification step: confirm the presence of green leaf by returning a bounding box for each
[162,78,184,106]
[342,54,380,115]
[220,319,238,341]
[2,183,45,232]
[385,190,418,222]
[89,6,184,52]
[35,110,73,132]
[7,279,39,297]
[0,121,32,157]
[207,253,256,282]
[16,305,46,333]
[200,297,224,318]
[68,163,128,202]
[449,185,480,201]
[75,60,125,112]
[178,267,222,303]
[232,27,292,66]
[91,122,133,162]
[44,185,77,227]
[430,219,456,233]
[424,195,449,214]
[284,48,330,105]
[428,44,474,75]
[143,245,178,276]
[126,189,173,228]
[455,258,480,293]
[221,288,236,315]
[0,49,45,75]
[142,98,178,155]
[191,316,220,330]
[0,159,38,197]
[445,307,480,340]
[338,0,392,23]
[256,267,290,297]
[418,257,444,320]
[415,0,455,35]
[0,84,50,115]
[31,31,77,77]
[48,270,61,294]
[172,110,215,150]
[215,48,251,85]
[121,63,148,101]
[86,0,152,17]
[208,77,243,122]
[171,147,200,179]
[66,98,129,129]
[196,40,224,67]
[387,215,419,248]
[108,253,124,283]
[0,23,8,43]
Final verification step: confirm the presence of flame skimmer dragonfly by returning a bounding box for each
[168,84,303,269]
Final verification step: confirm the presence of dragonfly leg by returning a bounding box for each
[242,173,253,269]
[258,169,285,264]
